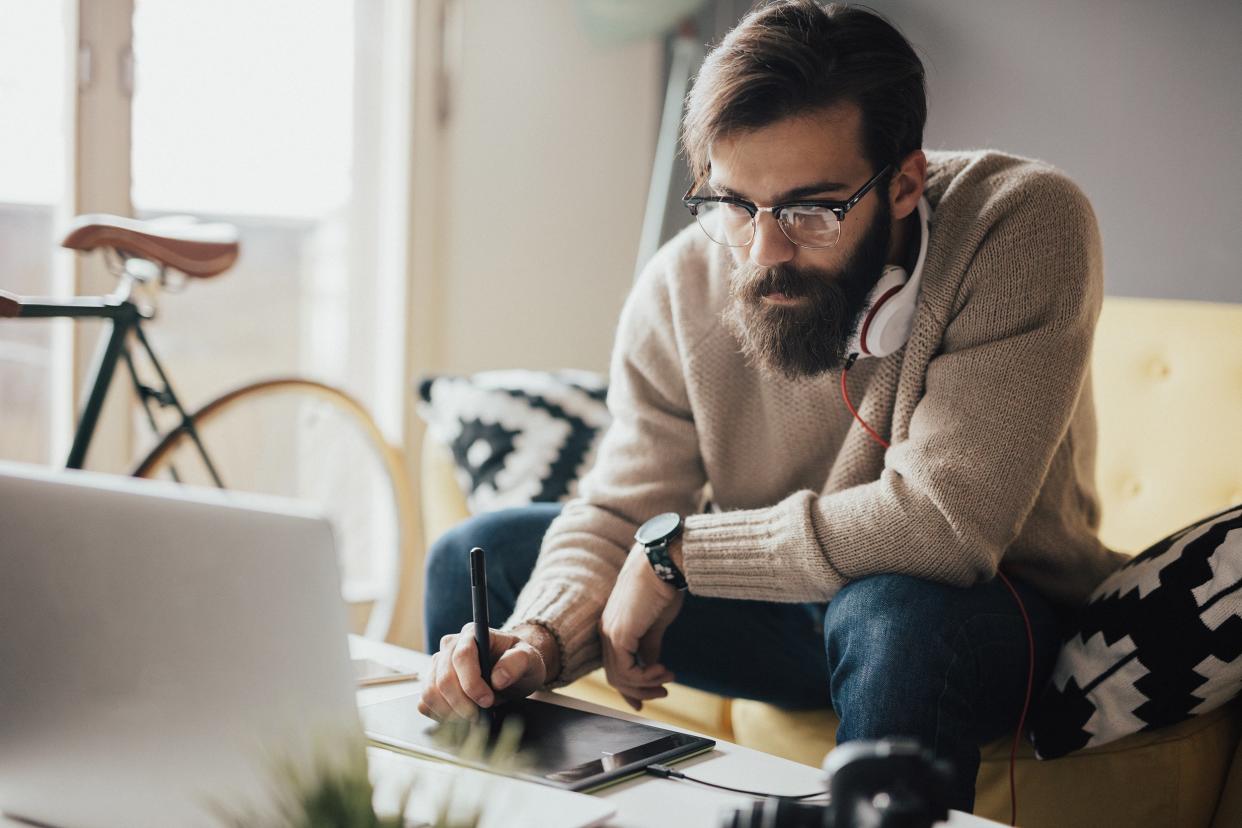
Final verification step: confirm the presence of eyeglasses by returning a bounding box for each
[682,165,891,249]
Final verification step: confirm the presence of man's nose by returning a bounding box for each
[748,212,796,268]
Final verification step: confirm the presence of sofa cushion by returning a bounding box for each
[416,370,610,514]
[1091,298,1242,555]
[1031,503,1242,759]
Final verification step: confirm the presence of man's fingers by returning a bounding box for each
[637,662,673,683]
[637,632,663,670]
[489,630,514,660]
[614,683,670,702]
[418,686,457,721]
[600,635,637,696]
[432,648,479,720]
[437,675,477,719]
[618,654,674,687]
[605,630,645,679]
[450,630,495,708]
[611,631,640,664]
[615,683,670,712]
[491,645,533,692]
[419,655,456,721]
[602,645,673,710]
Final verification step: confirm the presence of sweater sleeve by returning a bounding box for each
[502,251,708,685]
[681,169,1104,602]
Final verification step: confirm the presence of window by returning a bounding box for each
[0,0,414,634]
[0,0,72,464]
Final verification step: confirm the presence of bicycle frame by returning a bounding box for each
[1,277,223,484]
[3,227,417,642]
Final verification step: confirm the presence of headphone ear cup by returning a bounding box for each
[865,265,921,358]
[847,197,931,363]
[849,265,909,358]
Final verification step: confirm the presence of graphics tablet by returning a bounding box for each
[360,695,715,793]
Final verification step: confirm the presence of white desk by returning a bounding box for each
[352,637,1002,828]
[0,639,1001,828]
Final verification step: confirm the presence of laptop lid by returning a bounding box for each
[0,462,363,828]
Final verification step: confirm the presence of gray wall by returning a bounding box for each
[879,0,1242,303]
[672,0,1242,303]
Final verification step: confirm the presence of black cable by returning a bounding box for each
[645,763,828,800]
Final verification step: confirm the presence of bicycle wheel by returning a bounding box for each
[132,377,421,645]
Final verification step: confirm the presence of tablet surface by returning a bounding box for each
[360,695,715,793]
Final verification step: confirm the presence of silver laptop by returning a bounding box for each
[0,462,363,828]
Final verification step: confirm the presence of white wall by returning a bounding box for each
[434,2,662,374]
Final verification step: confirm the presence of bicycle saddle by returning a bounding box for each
[61,214,240,278]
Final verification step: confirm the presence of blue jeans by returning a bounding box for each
[424,503,1062,813]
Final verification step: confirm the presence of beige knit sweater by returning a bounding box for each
[504,150,1128,685]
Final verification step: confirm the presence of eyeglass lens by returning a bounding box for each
[694,202,842,249]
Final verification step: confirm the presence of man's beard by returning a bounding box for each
[721,201,892,381]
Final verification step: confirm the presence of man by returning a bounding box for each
[418,0,1124,812]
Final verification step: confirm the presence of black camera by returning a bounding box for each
[719,740,954,828]
[721,797,833,828]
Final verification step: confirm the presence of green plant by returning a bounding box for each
[214,748,404,828]
[216,714,525,828]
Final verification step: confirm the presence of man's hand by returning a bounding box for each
[598,542,685,711]
[417,623,557,721]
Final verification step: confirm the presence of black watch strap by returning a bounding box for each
[645,539,688,590]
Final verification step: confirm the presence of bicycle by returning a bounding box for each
[0,214,420,644]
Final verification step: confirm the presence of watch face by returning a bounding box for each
[635,512,681,546]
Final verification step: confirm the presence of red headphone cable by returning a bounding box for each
[840,356,890,450]
[841,359,1034,826]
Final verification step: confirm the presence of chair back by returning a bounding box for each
[1092,296,1242,553]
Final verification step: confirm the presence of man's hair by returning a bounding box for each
[682,1,926,185]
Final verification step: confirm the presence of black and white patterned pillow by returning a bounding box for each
[1030,503,1242,759]
[416,370,611,515]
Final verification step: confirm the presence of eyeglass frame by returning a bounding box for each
[682,164,893,249]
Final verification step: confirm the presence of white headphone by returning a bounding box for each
[846,196,931,360]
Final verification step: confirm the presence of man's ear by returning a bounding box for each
[890,149,927,221]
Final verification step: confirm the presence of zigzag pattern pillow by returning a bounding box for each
[416,370,610,515]
[1031,503,1242,759]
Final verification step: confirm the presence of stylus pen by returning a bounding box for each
[469,546,493,692]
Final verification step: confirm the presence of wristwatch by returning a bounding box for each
[635,512,687,590]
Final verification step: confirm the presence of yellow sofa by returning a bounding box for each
[419,297,1242,827]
